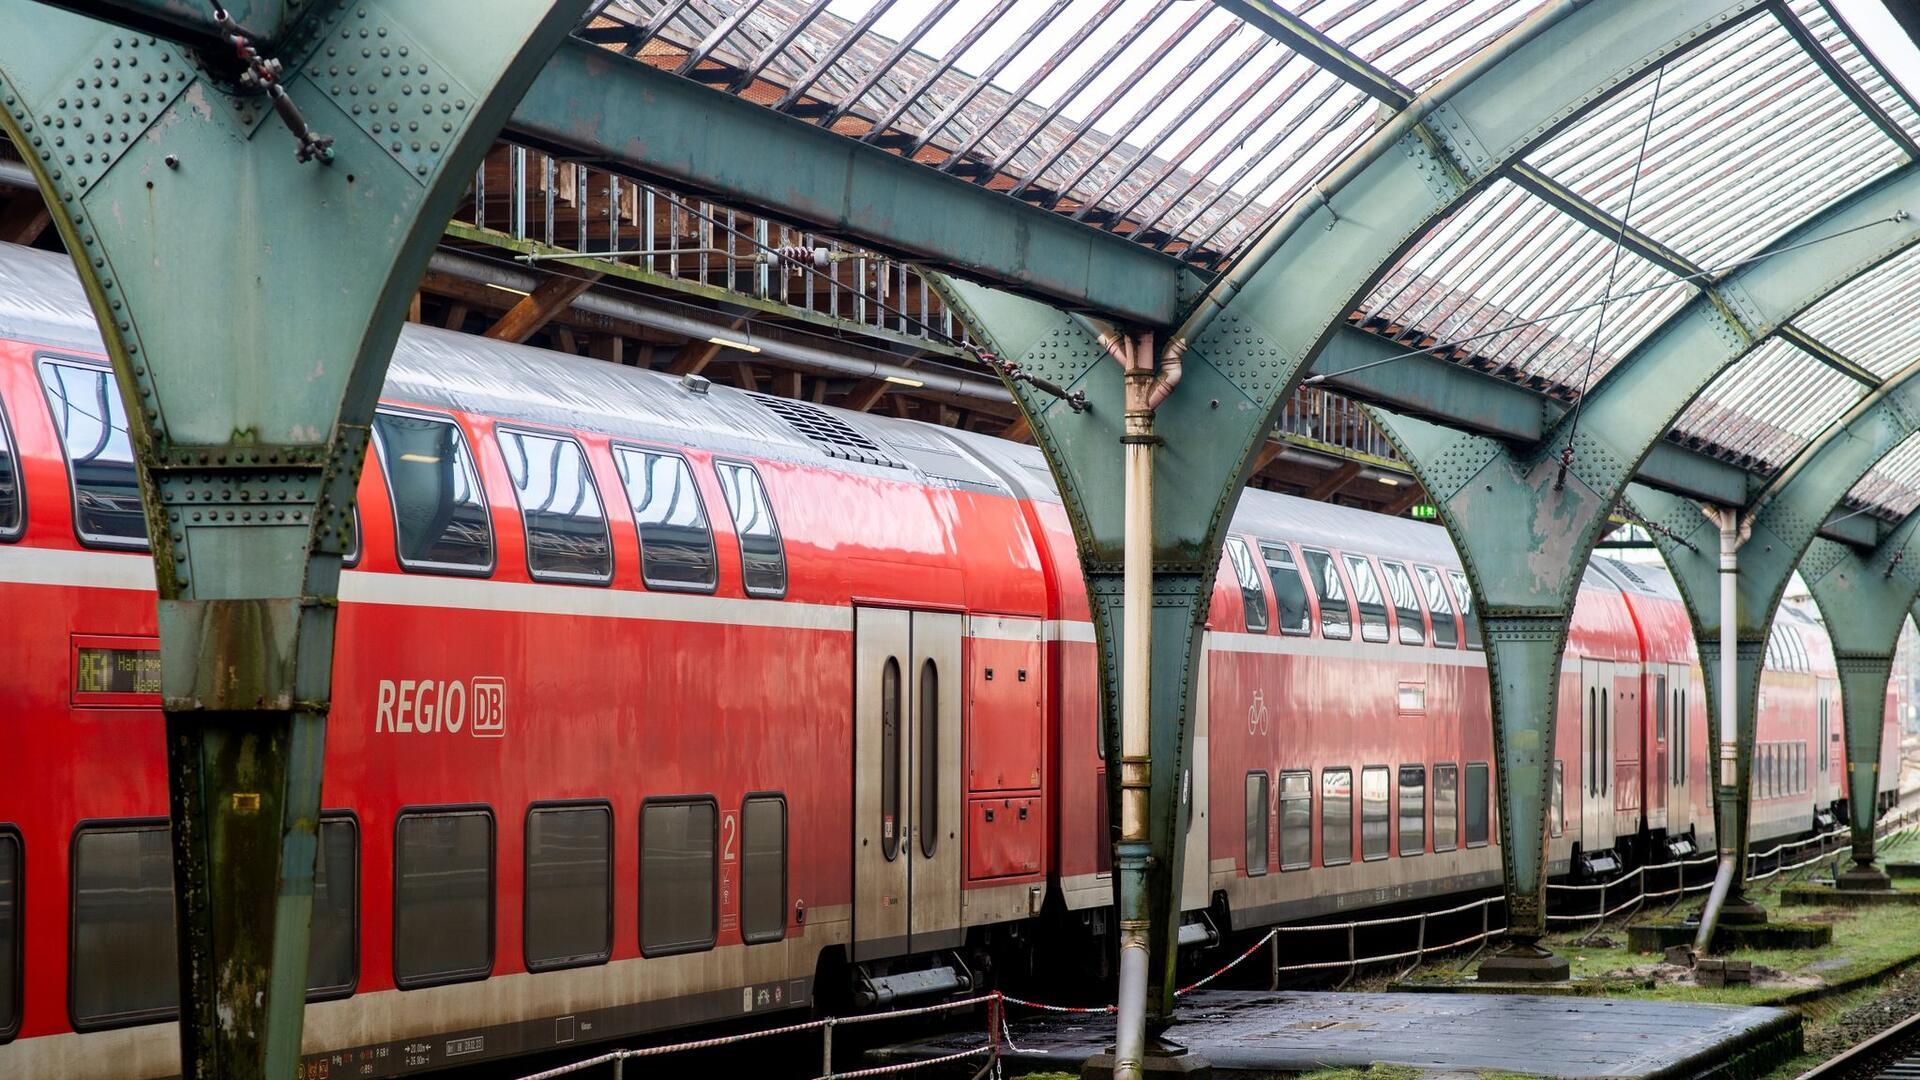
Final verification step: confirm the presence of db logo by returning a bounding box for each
[470,677,506,738]
[374,676,507,738]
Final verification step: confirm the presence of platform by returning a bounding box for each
[872,990,1800,1078]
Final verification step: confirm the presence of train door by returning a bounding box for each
[853,607,963,960]
[1667,663,1692,842]
[1579,658,1616,854]
[1815,677,1837,810]
[1182,635,1210,912]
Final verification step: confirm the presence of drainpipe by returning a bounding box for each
[1104,326,1169,1080]
[1695,507,1745,954]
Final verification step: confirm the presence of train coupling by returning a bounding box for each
[1177,912,1220,949]
[853,953,974,1008]
[1576,848,1622,878]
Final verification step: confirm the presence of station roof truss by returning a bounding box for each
[566,0,1920,536]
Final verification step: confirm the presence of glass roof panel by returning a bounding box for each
[1793,243,1920,379]
[599,0,1560,264]
[1669,339,1866,473]
[1791,0,1920,145]
[1355,180,1695,395]
[1524,9,1908,271]
[1845,430,1920,520]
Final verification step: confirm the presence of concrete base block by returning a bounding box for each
[1836,864,1893,891]
[1627,920,1832,952]
[1718,899,1770,926]
[1477,944,1570,984]
[1082,1042,1213,1080]
[1782,882,1920,906]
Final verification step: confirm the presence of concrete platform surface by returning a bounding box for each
[872,990,1799,1078]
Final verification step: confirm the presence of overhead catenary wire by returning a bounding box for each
[1557,62,1667,491]
[1301,212,1910,389]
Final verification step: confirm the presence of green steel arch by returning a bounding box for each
[0,0,589,1074]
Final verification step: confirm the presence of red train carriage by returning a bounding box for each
[0,240,1896,1078]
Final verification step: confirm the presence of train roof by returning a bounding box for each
[0,242,1666,591]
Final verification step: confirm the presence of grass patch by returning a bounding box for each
[1292,1069,1542,1080]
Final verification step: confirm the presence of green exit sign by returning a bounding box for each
[1410,503,1438,520]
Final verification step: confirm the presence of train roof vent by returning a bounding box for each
[748,393,903,469]
[1608,559,1651,589]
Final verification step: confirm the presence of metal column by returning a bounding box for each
[0,2,588,1075]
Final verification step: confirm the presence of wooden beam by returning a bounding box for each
[844,378,891,412]
[0,197,49,245]
[771,370,803,399]
[1001,413,1031,443]
[1303,461,1362,502]
[484,271,603,344]
[587,333,624,366]
[1249,438,1285,476]
[441,300,470,331]
[554,326,579,355]
[1380,482,1427,516]
[669,315,750,376]
[406,292,423,323]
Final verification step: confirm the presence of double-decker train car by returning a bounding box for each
[0,239,1897,1078]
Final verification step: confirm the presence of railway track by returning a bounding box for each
[1801,994,1920,1079]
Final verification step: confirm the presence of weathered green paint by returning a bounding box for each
[1623,485,1760,883]
[1357,157,1920,950]
[0,1,587,1074]
[508,38,1192,326]
[926,279,1215,1019]
[46,0,293,48]
[925,0,1774,1002]
[1800,522,1920,864]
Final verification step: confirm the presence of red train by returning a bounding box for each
[0,240,1898,1077]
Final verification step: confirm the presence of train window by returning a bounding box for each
[1541,761,1561,839]
[0,827,17,1041]
[373,411,494,574]
[1448,571,1483,649]
[70,822,176,1028]
[1600,688,1610,796]
[919,659,940,859]
[524,804,613,972]
[1361,766,1390,861]
[1654,674,1667,742]
[1245,772,1270,876]
[1381,561,1425,646]
[1260,543,1312,636]
[715,461,786,598]
[499,429,613,585]
[1225,537,1268,633]
[0,402,22,544]
[1433,764,1458,852]
[1279,771,1312,870]
[39,359,147,550]
[393,808,494,989]
[1343,556,1391,644]
[1818,701,1828,776]
[641,798,717,957]
[1399,766,1426,856]
[1675,686,1687,785]
[1415,566,1458,648]
[308,815,358,999]
[742,795,788,944]
[1464,763,1490,847]
[1301,548,1351,640]
[880,657,902,862]
[1321,768,1353,867]
[617,447,718,591]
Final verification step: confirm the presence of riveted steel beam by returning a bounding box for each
[0,2,588,1075]
[1801,518,1920,874]
[941,0,1776,993]
[37,0,292,50]
[506,38,1197,326]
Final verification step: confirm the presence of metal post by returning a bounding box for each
[1113,333,1155,1080]
[1697,507,1744,954]
[822,1017,836,1079]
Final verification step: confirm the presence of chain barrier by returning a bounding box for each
[514,805,1920,1078]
